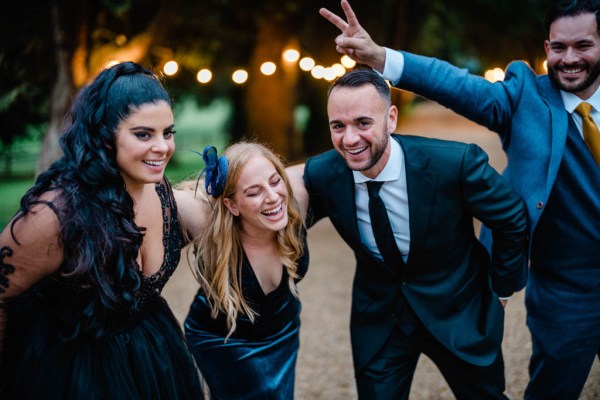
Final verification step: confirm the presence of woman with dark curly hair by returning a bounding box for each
[0,61,203,399]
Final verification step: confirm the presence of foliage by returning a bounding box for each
[0,0,550,155]
[0,1,54,146]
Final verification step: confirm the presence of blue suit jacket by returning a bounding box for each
[399,52,569,236]
[304,134,528,373]
[398,51,600,290]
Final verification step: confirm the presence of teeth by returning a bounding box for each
[560,66,584,74]
[144,160,163,166]
[347,147,366,155]
[263,205,282,216]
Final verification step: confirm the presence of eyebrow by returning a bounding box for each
[242,172,279,193]
[129,124,175,132]
[330,116,374,125]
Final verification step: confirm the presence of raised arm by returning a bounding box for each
[286,163,309,222]
[173,185,212,242]
[0,198,63,358]
[319,0,387,72]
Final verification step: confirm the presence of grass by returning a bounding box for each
[0,178,33,229]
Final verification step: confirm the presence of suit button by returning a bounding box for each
[536,201,544,209]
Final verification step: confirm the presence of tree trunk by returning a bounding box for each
[35,1,169,176]
[245,20,300,161]
[36,2,74,177]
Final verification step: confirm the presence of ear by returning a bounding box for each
[387,104,398,134]
[223,198,240,216]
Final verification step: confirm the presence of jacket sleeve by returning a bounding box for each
[460,143,529,297]
[397,51,533,143]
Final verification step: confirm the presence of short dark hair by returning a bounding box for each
[327,68,391,105]
[545,0,600,35]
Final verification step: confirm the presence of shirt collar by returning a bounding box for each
[353,137,403,184]
[561,85,600,113]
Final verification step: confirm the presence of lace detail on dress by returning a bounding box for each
[135,179,185,311]
[0,246,15,293]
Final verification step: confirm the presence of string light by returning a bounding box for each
[232,69,249,84]
[197,68,212,83]
[311,65,325,79]
[331,63,346,77]
[163,61,179,76]
[283,49,300,63]
[484,67,505,82]
[260,62,277,76]
[323,67,337,81]
[299,57,315,71]
[340,55,356,69]
[155,47,369,85]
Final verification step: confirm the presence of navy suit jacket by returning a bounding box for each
[304,134,528,373]
[398,51,600,290]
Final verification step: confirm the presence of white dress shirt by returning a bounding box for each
[353,138,410,262]
[561,88,600,136]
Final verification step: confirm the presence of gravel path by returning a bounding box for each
[163,100,599,399]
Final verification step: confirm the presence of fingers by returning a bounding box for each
[340,0,361,30]
[319,8,348,32]
[334,44,354,57]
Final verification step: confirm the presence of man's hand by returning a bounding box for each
[319,0,387,72]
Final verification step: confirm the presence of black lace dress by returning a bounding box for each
[0,179,203,400]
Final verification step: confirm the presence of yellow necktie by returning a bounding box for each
[575,102,600,167]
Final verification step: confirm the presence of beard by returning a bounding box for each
[356,131,389,172]
[548,59,600,93]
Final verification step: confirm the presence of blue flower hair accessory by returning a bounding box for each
[192,146,228,198]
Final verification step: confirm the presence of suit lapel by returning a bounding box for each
[329,155,362,247]
[394,135,438,258]
[539,77,569,193]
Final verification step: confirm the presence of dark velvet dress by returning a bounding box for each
[184,232,309,400]
[0,179,203,400]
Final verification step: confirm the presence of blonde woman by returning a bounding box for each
[174,142,309,399]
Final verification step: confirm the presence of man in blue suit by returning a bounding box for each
[320,1,600,399]
[288,68,528,399]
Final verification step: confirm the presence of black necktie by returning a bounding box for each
[366,181,403,266]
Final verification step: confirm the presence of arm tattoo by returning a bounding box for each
[0,247,15,293]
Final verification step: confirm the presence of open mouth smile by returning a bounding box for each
[262,204,283,217]
[143,160,165,167]
[346,146,367,155]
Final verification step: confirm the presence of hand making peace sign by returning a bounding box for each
[319,0,387,72]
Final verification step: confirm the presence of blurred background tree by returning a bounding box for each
[0,0,548,178]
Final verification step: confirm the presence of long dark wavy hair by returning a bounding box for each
[12,61,172,337]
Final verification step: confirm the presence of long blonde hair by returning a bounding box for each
[192,142,304,337]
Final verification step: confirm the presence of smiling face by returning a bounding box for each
[114,100,175,190]
[327,84,398,179]
[545,12,600,99]
[223,154,289,237]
